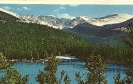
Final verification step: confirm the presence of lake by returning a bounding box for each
[0,60,132,84]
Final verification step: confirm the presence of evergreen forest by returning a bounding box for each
[0,10,133,65]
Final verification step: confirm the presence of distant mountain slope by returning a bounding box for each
[64,18,133,46]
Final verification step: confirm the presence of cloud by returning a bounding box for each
[17,8,22,11]
[60,7,65,10]
[54,6,65,12]
[23,7,31,10]
[57,13,75,19]
[48,15,55,17]
[2,6,11,10]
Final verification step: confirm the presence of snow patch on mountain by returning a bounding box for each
[113,27,127,32]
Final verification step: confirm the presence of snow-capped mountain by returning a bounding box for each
[19,15,71,29]
[19,14,133,29]
[74,14,133,26]
[0,8,133,29]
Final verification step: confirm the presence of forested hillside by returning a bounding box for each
[0,11,93,59]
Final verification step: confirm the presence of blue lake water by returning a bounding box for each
[0,60,132,84]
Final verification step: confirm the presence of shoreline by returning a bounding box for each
[5,57,133,66]
[6,58,48,63]
[6,59,133,67]
[6,56,78,63]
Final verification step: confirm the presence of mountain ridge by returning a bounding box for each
[0,8,133,29]
[19,13,133,29]
[64,17,133,46]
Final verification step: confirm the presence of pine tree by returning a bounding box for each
[113,70,133,84]
[36,57,58,84]
[113,73,124,84]
[86,54,107,84]
[64,74,71,84]
[0,52,11,70]
[0,67,29,84]
[0,52,29,84]
[75,53,107,84]
[36,57,71,84]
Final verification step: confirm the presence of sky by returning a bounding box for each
[0,4,133,19]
